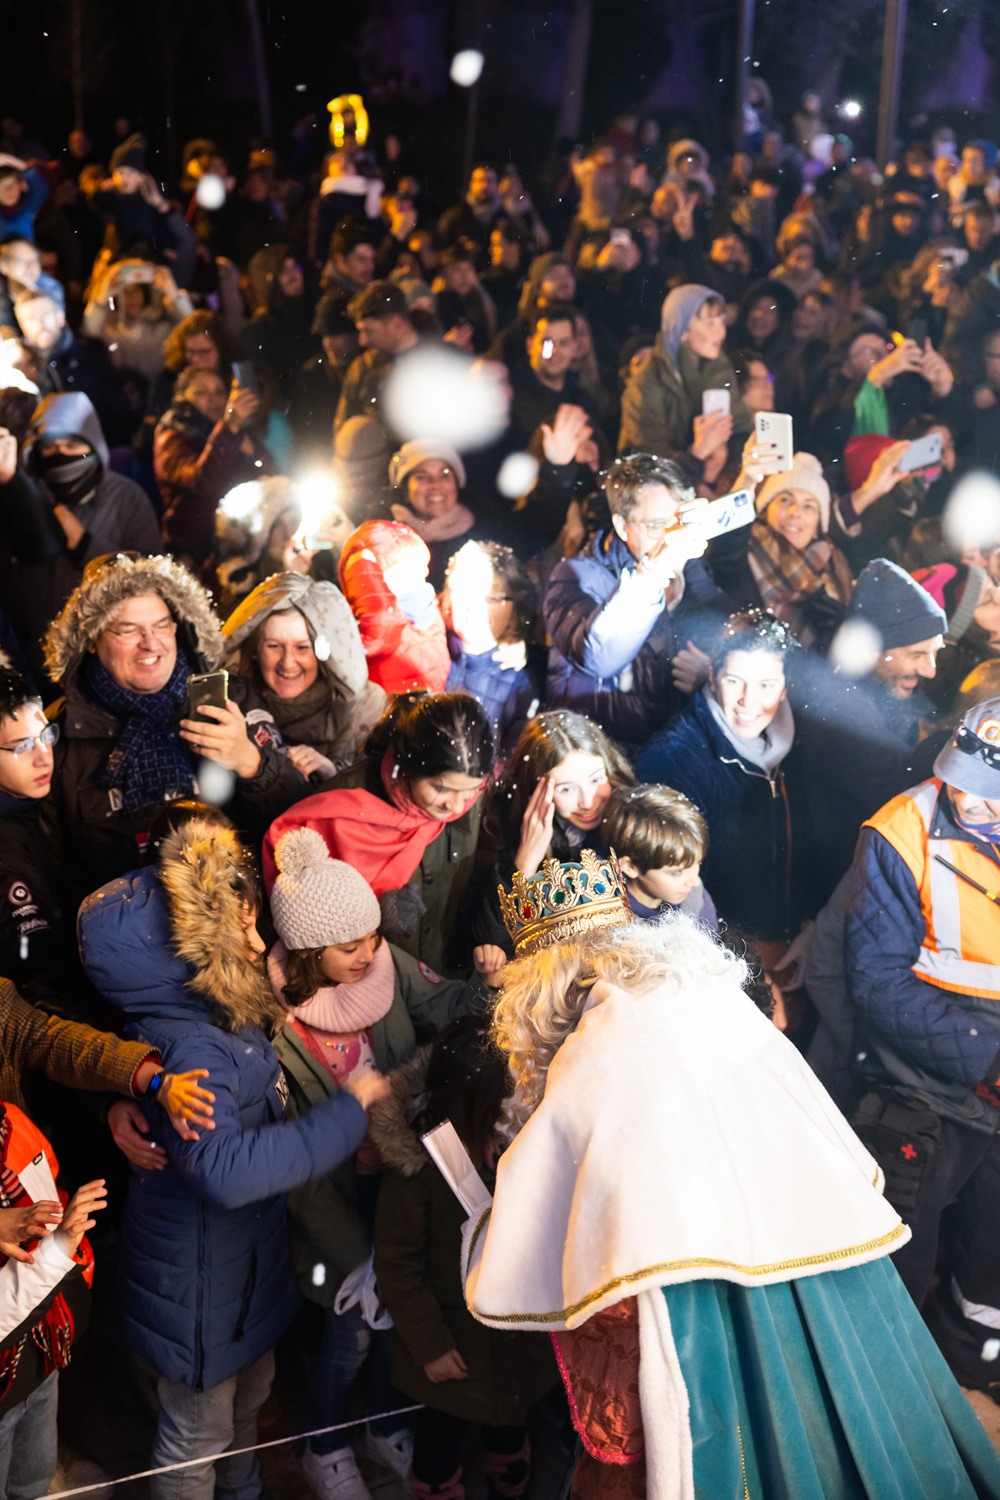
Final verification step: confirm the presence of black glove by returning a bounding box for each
[378,886,426,941]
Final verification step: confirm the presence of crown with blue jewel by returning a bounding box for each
[499,848,634,956]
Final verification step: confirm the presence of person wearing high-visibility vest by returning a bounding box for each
[845,696,1000,1390]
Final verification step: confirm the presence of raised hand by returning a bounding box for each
[515,777,556,875]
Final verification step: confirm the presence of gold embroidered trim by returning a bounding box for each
[738,1423,750,1500]
[466,1210,907,1325]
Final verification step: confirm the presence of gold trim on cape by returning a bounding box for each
[465,1209,908,1325]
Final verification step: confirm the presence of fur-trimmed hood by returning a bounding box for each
[368,1046,432,1178]
[157,819,281,1033]
[222,571,371,701]
[44,552,225,687]
[78,818,280,1035]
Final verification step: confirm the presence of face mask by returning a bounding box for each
[37,449,101,506]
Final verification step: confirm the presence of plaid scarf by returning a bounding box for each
[0,1107,76,1404]
[82,651,196,818]
[748,521,841,630]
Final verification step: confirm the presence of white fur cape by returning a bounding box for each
[464,970,908,1335]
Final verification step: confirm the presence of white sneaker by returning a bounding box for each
[301,1443,374,1500]
[358,1427,414,1480]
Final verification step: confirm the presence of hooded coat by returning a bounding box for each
[370,1050,557,1424]
[222,572,387,775]
[76,819,369,1391]
[42,552,307,907]
[2,392,160,676]
[338,521,450,695]
[617,287,750,455]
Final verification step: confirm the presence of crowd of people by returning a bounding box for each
[0,91,1000,1499]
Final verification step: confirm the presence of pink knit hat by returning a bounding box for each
[754,452,831,534]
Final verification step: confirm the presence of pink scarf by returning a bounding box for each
[268,937,395,1031]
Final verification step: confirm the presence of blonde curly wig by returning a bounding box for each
[492,911,747,1134]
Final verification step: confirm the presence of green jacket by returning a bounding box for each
[272,944,486,1306]
[618,335,750,456]
[323,756,483,976]
[370,1051,557,1425]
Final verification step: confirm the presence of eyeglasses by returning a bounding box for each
[626,516,677,537]
[0,723,60,758]
[105,618,178,642]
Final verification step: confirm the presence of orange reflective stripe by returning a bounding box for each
[866,780,1000,1000]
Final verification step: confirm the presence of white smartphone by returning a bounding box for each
[702,388,731,417]
[755,411,793,470]
[899,430,943,473]
[680,488,754,539]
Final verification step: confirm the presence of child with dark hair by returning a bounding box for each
[264,693,494,975]
[372,1016,556,1500]
[600,782,717,928]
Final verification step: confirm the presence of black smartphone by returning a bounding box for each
[186,669,229,720]
[904,316,928,347]
[230,360,259,397]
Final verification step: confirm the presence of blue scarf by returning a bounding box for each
[82,651,196,818]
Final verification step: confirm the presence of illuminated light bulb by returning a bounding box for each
[218,481,264,526]
[0,339,39,395]
[450,50,485,88]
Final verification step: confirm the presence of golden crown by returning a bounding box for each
[498,848,634,956]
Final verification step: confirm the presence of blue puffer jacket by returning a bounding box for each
[844,786,1000,1132]
[77,824,368,1391]
[636,688,794,940]
[445,636,541,754]
[543,529,728,748]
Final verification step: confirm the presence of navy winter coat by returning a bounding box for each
[77,866,368,1391]
[445,636,541,754]
[543,529,728,747]
[636,689,795,940]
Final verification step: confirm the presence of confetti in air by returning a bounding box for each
[195,173,227,210]
[197,760,236,807]
[384,346,508,451]
[829,619,883,678]
[942,470,1000,555]
[496,452,539,499]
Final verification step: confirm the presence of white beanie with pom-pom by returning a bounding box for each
[754,452,831,535]
[270,827,381,950]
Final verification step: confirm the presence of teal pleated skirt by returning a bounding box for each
[666,1255,1000,1499]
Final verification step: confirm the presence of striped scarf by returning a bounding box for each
[748,521,841,626]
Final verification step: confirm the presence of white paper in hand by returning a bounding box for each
[422,1122,493,1217]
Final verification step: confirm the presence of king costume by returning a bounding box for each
[460,850,1000,1499]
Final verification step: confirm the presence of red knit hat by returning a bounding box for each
[912,562,987,643]
[843,434,898,493]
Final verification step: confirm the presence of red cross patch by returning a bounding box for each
[900,1143,917,1160]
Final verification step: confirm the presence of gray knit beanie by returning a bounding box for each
[271,827,381,949]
